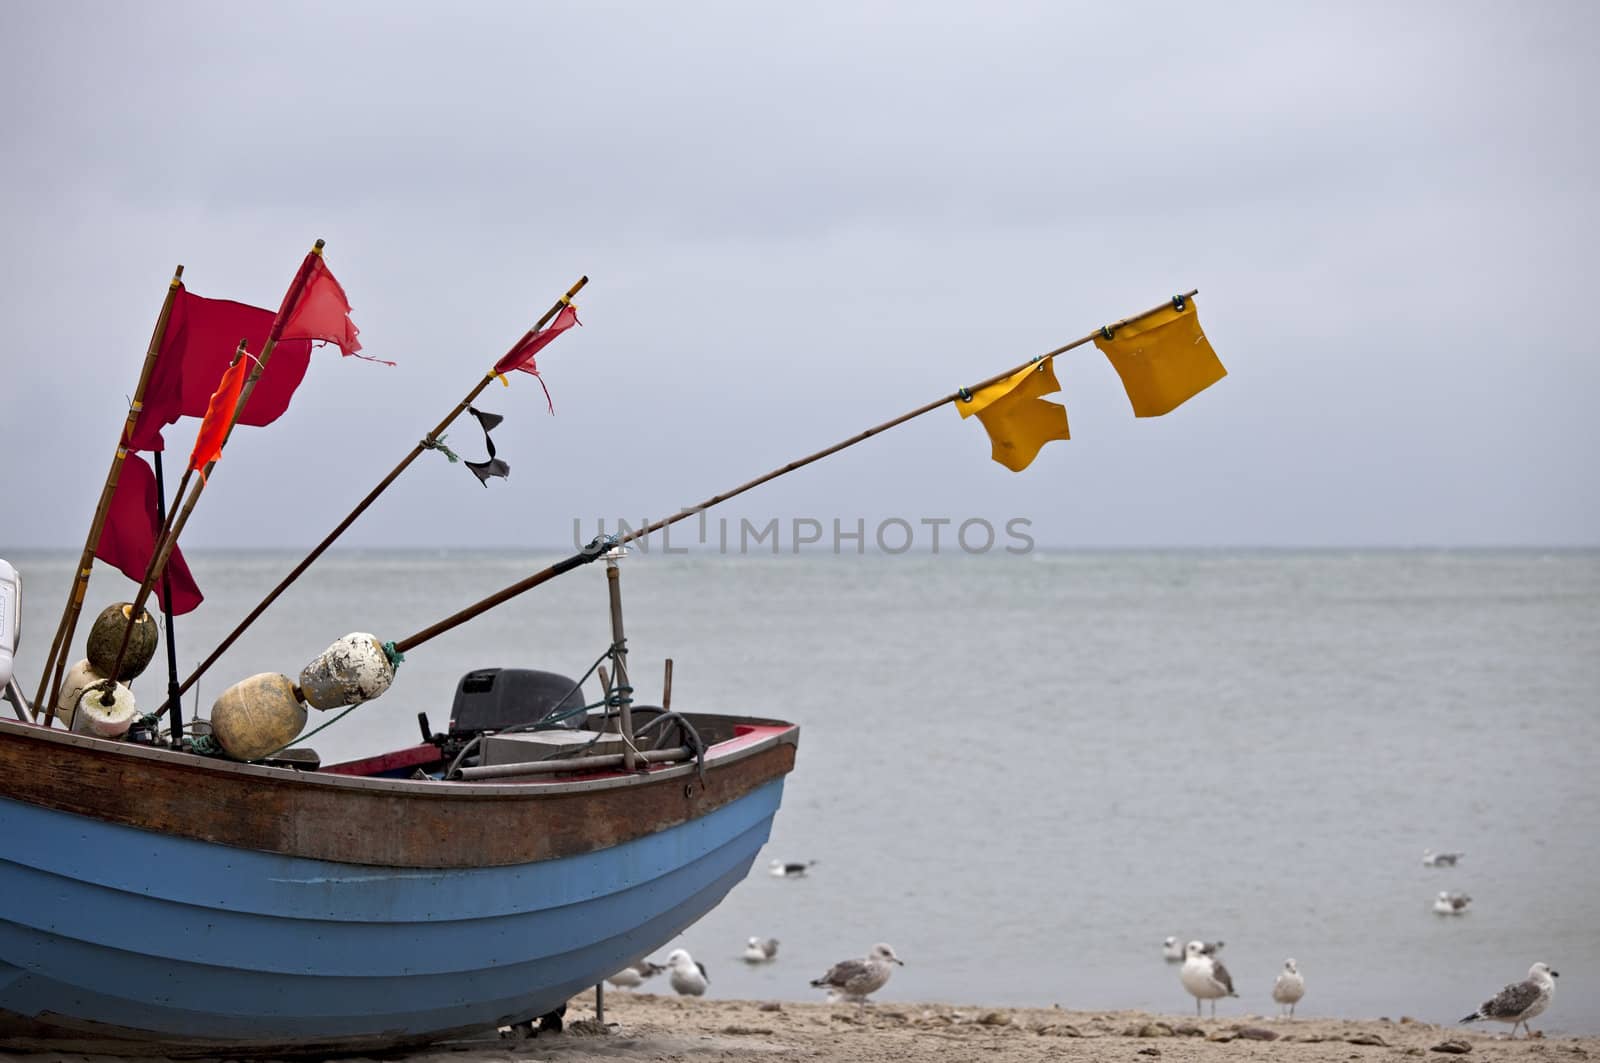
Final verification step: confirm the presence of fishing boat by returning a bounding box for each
[1,240,1217,1054]
[0,636,799,1054]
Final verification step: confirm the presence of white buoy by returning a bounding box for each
[211,673,307,761]
[298,633,394,710]
[73,680,138,738]
[56,659,110,730]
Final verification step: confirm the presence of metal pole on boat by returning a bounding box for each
[151,451,185,748]
[604,546,640,771]
[382,291,1199,654]
[151,275,590,724]
[34,265,184,721]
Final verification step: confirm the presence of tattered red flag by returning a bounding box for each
[277,253,389,363]
[125,286,313,452]
[188,351,249,479]
[491,303,580,412]
[97,454,203,615]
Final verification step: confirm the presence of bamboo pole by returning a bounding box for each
[151,275,589,722]
[390,290,1198,655]
[604,554,638,770]
[34,265,184,723]
[97,238,329,705]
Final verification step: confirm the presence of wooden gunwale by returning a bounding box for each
[0,717,797,869]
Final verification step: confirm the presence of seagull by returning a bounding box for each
[1180,940,1237,1017]
[1164,936,1221,961]
[1433,890,1472,915]
[1273,958,1306,1018]
[810,943,904,1003]
[742,936,780,963]
[1461,962,1559,1038]
[604,959,664,989]
[1424,849,1465,867]
[769,859,815,878]
[665,948,709,996]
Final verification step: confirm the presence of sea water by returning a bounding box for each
[6,549,1598,1032]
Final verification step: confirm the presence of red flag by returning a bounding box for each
[278,253,382,362]
[125,286,313,452]
[97,454,203,615]
[188,351,249,478]
[492,304,580,412]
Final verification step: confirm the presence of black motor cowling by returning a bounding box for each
[449,668,587,735]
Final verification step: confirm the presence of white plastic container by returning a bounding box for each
[0,559,18,690]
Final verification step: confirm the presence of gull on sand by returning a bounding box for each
[769,858,815,878]
[811,943,904,1003]
[1180,940,1237,1017]
[742,936,780,963]
[604,959,664,989]
[1273,958,1306,1018]
[665,948,709,996]
[1434,890,1472,915]
[1461,962,1559,1038]
[1423,849,1464,867]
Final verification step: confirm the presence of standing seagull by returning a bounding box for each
[810,943,904,1003]
[1423,849,1465,867]
[1180,940,1237,1017]
[1461,962,1559,1038]
[1273,958,1306,1018]
[1433,890,1472,915]
[769,859,815,878]
[665,948,709,997]
[605,959,664,989]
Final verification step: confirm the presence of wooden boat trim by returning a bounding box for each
[0,717,798,869]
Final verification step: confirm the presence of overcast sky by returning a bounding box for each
[2,1,1595,550]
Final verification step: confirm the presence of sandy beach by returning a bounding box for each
[6,994,1588,1063]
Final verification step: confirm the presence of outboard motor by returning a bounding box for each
[0,558,19,692]
[420,668,587,768]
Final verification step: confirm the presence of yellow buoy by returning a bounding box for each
[210,673,307,761]
[298,632,395,710]
[72,679,138,738]
[86,602,159,680]
[55,658,109,730]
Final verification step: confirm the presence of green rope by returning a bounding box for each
[421,434,460,463]
[382,641,405,670]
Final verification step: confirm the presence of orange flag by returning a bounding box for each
[955,360,1071,472]
[1093,297,1226,417]
[188,350,249,479]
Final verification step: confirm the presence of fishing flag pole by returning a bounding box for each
[389,290,1199,656]
[77,238,330,718]
[152,275,589,723]
[151,451,185,748]
[33,265,184,722]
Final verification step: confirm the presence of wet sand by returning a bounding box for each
[7,994,1587,1063]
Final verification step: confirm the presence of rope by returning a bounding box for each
[420,434,460,463]
[382,641,406,670]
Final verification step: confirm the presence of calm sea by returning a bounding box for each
[6,549,1598,1032]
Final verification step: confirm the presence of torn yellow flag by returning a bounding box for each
[955,360,1070,472]
[1093,298,1226,417]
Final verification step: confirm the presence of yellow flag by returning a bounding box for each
[955,360,1070,472]
[1093,298,1226,417]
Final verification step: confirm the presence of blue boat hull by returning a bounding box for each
[0,777,785,1051]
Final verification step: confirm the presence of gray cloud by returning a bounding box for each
[2,0,1596,551]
